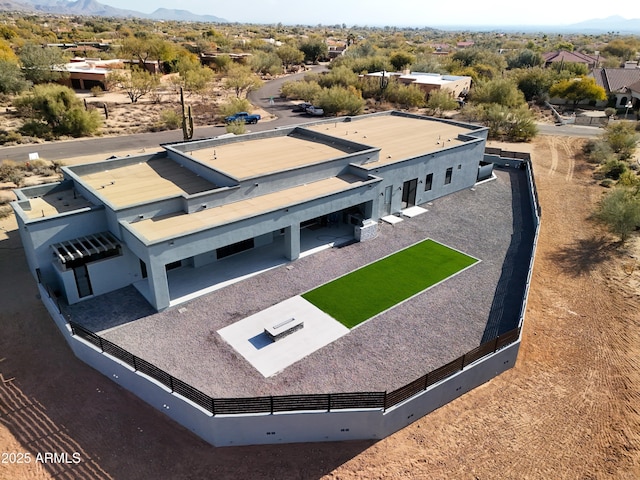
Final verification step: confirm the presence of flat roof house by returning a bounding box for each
[12,111,489,313]
[363,72,471,99]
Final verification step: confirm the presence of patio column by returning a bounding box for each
[284,223,300,261]
[147,259,170,311]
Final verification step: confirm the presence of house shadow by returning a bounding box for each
[481,168,537,343]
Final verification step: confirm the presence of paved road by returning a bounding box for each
[536,122,602,138]
[0,65,328,163]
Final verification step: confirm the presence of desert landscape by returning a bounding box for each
[1,133,639,479]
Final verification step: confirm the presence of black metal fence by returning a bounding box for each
[68,320,520,416]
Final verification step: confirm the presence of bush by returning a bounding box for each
[315,85,365,116]
[90,85,105,97]
[218,98,252,119]
[593,186,640,242]
[14,84,102,138]
[159,109,182,130]
[0,129,23,145]
[599,178,615,188]
[601,158,628,180]
[280,80,322,102]
[225,120,246,135]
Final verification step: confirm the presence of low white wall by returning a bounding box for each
[38,283,519,447]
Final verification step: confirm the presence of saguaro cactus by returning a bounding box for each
[180,87,194,141]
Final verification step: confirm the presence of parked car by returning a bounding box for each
[292,102,313,113]
[224,112,261,124]
[305,106,324,116]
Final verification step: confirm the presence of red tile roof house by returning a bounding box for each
[591,65,640,109]
[542,50,600,70]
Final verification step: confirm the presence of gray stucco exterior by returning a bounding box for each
[12,111,490,312]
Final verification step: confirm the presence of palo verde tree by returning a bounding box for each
[223,64,263,98]
[14,84,102,138]
[108,67,160,103]
[549,76,606,108]
[18,43,69,84]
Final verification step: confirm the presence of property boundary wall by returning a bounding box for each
[36,150,541,446]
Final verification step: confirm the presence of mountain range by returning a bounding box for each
[0,0,227,23]
[0,0,639,32]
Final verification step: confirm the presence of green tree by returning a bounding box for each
[19,43,68,84]
[276,44,304,71]
[506,49,543,69]
[603,38,640,62]
[389,51,415,71]
[471,78,525,107]
[316,85,364,116]
[299,37,328,63]
[425,89,459,116]
[280,79,323,102]
[108,68,160,103]
[14,84,101,138]
[250,51,282,76]
[382,82,425,108]
[224,64,263,98]
[0,60,30,94]
[513,67,555,102]
[549,77,606,107]
[0,39,18,63]
[593,187,640,243]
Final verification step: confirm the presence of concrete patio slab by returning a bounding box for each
[402,206,428,218]
[218,296,349,377]
[381,214,403,225]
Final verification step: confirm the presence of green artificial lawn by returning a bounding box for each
[302,239,478,328]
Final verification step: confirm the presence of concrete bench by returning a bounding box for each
[264,317,304,342]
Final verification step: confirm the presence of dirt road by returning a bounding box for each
[1,136,639,479]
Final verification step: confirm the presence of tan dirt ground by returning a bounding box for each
[1,135,639,479]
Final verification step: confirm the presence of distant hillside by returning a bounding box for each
[567,15,640,33]
[0,0,34,11]
[1,0,227,22]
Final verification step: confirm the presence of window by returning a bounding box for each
[444,167,453,185]
[424,173,433,191]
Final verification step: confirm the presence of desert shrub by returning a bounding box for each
[280,80,322,102]
[90,85,105,97]
[218,98,252,119]
[225,120,246,135]
[600,158,628,180]
[593,186,640,242]
[0,129,23,145]
[0,205,12,219]
[315,85,365,116]
[159,109,182,130]
[599,178,615,188]
[19,120,54,140]
[617,170,640,187]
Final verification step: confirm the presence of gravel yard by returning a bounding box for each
[64,166,534,398]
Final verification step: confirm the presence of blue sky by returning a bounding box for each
[100,0,640,27]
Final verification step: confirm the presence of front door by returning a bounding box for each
[401,178,418,209]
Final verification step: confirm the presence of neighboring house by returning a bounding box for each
[456,41,475,49]
[59,58,124,90]
[363,71,471,99]
[591,65,640,108]
[542,50,600,70]
[431,43,452,55]
[12,111,489,313]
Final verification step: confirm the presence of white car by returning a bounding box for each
[305,106,324,116]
